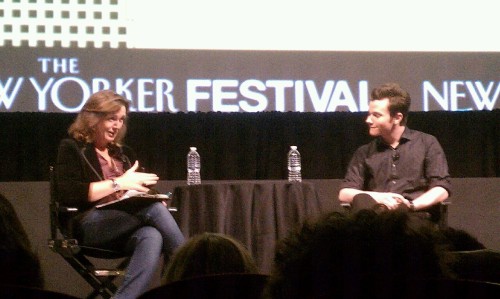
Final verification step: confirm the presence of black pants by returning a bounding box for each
[351,193,410,213]
[350,194,441,225]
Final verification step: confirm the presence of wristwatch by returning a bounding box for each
[111,179,120,192]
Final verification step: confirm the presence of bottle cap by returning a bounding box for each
[190,147,197,151]
[290,146,297,150]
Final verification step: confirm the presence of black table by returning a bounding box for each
[171,180,322,273]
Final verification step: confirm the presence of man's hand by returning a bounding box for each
[370,192,408,210]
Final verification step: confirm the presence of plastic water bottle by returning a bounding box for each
[287,145,302,182]
[187,147,201,185]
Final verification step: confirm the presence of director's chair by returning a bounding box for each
[48,166,130,299]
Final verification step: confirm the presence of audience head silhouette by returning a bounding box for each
[267,210,450,299]
[0,192,44,288]
[163,232,258,283]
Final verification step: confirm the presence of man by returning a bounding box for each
[266,210,450,299]
[338,83,451,212]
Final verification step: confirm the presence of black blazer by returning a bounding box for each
[55,138,136,212]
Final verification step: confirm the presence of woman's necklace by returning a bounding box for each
[109,156,119,172]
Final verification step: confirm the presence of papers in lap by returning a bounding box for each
[96,190,169,209]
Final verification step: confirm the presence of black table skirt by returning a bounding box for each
[171,180,322,273]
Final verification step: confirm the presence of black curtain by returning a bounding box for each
[0,110,498,182]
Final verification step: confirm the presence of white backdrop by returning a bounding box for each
[125,0,500,52]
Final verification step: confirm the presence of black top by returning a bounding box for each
[340,128,451,200]
[55,138,136,211]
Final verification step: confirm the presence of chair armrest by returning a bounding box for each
[59,206,79,212]
[340,202,352,212]
[164,192,178,212]
[438,199,451,229]
[441,200,452,206]
[48,239,81,257]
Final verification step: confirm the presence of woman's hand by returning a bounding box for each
[115,161,159,192]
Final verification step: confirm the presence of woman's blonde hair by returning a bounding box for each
[163,232,258,283]
[68,90,129,145]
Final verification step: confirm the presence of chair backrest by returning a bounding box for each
[139,273,269,299]
[49,166,78,240]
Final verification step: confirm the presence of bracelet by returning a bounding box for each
[409,202,415,211]
[111,179,120,192]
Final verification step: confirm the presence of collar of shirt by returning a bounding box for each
[376,127,413,150]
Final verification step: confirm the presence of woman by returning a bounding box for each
[163,232,258,283]
[56,90,184,299]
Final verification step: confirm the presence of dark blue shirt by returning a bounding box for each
[340,128,451,200]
